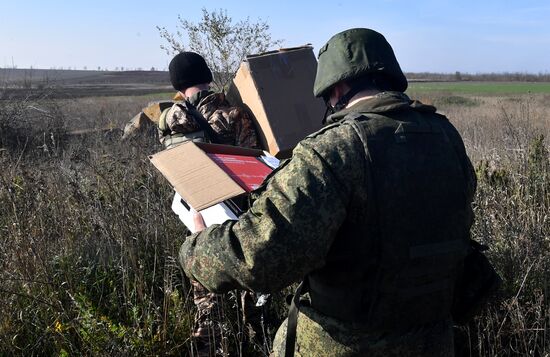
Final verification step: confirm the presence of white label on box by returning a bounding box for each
[171,192,238,233]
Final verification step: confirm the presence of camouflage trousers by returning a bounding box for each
[191,280,226,357]
[191,281,266,356]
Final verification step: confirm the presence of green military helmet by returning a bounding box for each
[313,28,408,98]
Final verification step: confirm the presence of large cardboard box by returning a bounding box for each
[227,46,325,158]
[149,141,279,232]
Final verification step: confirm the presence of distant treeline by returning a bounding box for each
[2,68,550,89]
[407,71,550,82]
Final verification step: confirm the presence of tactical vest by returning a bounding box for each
[305,107,472,332]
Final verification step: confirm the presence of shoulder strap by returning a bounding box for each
[340,112,375,164]
[284,113,375,357]
[176,102,222,144]
[284,280,308,357]
[340,112,383,322]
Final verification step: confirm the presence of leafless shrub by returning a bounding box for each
[0,89,67,156]
[158,8,283,90]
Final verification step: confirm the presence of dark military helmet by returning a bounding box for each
[313,28,408,98]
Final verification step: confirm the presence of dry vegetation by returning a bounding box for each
[0,87,548,356]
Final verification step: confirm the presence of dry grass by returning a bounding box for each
[56,93,171,131]
[0,90,548,356]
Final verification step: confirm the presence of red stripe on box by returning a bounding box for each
[206,153,273,192]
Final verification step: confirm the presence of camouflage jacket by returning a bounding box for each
[159,90,259,149]
[178,92,475,356]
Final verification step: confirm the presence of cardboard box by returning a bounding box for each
[149,141,279,231]
[227,46,326,158]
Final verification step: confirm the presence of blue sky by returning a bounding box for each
[1,0,549,73]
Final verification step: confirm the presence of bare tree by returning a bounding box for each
[158,8,283,90]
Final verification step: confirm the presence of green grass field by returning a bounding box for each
[407,81,550,95]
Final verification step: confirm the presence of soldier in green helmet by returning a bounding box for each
[179,28,489,356]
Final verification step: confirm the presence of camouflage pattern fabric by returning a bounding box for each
[125,91,261,354]
[179,92,475,356]
[161,101,201,137]
[191,280,226,356]
[159,90,259,149]
[271,306,454,357]
[171,91,260,355]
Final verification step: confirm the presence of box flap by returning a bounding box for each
[149,141,245,211]
[195,142,264,157]
[245,45,314,59]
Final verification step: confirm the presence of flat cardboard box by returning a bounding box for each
[149,141,271,210]
[227,46,325,158]
[150,141,279,231]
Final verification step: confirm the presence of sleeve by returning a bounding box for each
[232,106,260,149]
[465,155,477,202]
[206,106,260,149]
[448,122,476,203]
[178,124,366,293]
[164,102,200,135]
[441,117,477,229]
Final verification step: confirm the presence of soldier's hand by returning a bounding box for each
[193,211,207,232]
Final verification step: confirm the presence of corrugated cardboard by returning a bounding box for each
[227,46,325,158]
[149,141,267,211]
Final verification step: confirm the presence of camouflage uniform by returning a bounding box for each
[125,88,260,355]
[122,90,259,151]
[160,89,260,356]
[189,280,226,356]
[159,90,259,149]
[178,91,476,356]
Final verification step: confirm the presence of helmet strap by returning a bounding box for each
[333,85,364,112]
[321,84,365,124]
[321,104,334,125]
